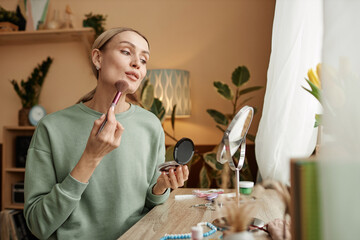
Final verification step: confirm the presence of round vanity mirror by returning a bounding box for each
[216,106,254,205]
[217,106,254,170]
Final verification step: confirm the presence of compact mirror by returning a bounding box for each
[157,138,194,173]
[216,106,254,204]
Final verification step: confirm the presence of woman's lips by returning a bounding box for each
[125,71,139,81]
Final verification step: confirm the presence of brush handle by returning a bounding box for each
[96,114,108,136]
[96,91,122,136]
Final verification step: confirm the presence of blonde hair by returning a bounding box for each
[77,27,149,103]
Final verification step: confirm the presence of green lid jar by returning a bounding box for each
[239,181,254,195]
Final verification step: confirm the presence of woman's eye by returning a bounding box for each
[121,50,130,55]
[140,59,147,64]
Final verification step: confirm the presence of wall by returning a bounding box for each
[0,0,275,145]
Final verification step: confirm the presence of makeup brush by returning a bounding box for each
[96,80,129,135]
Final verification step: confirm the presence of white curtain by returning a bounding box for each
[319,1,360,239]
[255,0,323,185]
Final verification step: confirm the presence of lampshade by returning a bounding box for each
[146,69,191,117]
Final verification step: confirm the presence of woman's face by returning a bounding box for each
[96,31,150,94]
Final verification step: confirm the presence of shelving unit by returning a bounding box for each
[2,126,35,210]
[1,28,95,211]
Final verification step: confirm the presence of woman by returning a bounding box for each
[24,27,189,239]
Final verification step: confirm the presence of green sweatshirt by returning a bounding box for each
[24,103,170,240]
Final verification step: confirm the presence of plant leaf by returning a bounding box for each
[216,125,226,132]
[203,152,223,171]
[150,98,165,122]
[314,114,322,128]
[238,86,263,95]
[246,134,256,142]
[213,81,233,100]
[232,66,250,87]
[199,165,211,188]
[141,82,154,109]
[171,104,176,131]
[207,109,229,126]
[303,78,321,103]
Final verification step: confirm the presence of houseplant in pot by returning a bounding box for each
[10,57,53,126]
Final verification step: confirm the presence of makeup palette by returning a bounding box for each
[158,138,194,173]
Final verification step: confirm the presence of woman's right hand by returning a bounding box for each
[84,106,124,162]
[70,107,124,183]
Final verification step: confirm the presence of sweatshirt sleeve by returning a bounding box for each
[145,128,170,209]
[24,122,88,239]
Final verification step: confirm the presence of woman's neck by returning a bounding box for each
[84,87,130,114]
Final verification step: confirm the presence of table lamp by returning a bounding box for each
[146,69,191,118]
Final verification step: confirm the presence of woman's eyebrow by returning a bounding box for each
[119,41,150,56]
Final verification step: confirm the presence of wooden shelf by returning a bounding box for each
[0,27,95,46]
[3,203,24,210]
[5,168,26,173]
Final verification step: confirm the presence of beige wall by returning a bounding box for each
[0,0,275,145]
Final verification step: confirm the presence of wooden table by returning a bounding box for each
[118,186,285,240]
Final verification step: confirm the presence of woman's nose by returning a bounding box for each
[130,58,140,69]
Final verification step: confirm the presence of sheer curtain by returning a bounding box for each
[255,0,323,185]
[319,1,360,239]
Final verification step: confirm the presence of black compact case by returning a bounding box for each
[157,138,194,172]
[15,136,32,168]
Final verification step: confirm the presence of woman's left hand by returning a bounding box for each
[153,165,189,195]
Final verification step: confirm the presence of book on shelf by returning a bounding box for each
[0,209,37,240]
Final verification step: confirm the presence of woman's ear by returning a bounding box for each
[92,48,102,70]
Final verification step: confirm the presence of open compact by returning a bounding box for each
[157,138,195,173]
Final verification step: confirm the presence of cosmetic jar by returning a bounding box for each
[239,181,254,195]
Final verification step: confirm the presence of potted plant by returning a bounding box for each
[0,6,20,31]
[10,57,53,125]
[199,65,263,188]
[83,12,107,38]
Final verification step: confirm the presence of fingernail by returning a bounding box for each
[100,114,105,119]
[110,106,115,111]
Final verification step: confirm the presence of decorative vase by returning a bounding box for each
[223,231,254,240]
[19,108,31,126]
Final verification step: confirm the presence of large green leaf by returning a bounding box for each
[203,152,223,170]
[232,66,250,87]
[238,86,263,95]
[199,165,211,188]
[150,98,165,122]
[213,81,233,100]
[207,109,229,126]
[141,82,154,110]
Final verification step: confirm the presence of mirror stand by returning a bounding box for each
[224,134,246,206]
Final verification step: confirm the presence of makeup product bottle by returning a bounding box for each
[191,225,203,240]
